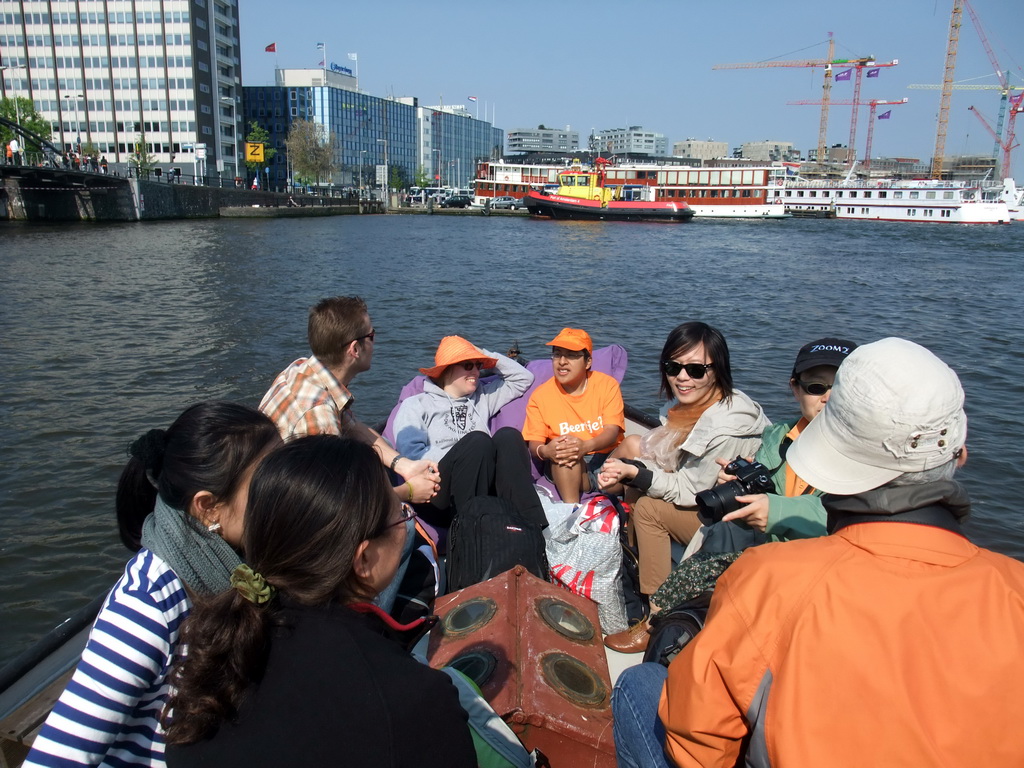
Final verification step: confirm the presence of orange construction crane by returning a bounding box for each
[788,98,908,170]
[969,92,1024,179]
[932,0,965,179]
[714,36,883,165]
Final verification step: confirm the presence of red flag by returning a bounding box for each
[265,43,276,53]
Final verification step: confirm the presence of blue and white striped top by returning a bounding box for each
[24,549,191,768]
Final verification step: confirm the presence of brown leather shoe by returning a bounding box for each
[603,618,650,654]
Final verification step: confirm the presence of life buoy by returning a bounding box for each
[775,180,784,186]
[774,198,782,205]
[503,175,510,181]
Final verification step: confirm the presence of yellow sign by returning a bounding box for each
[246,142,265,163]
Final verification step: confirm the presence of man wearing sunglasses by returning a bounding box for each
[522,328,624,504]
[260,296,438,504]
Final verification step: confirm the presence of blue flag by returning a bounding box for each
[878,110,892,120]
[835,68,852,81]
[867,68,880,78]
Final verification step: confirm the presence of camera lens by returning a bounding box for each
[695,480,747,523]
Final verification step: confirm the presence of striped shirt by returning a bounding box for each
[258,355,355,440]
[24,550,191,768]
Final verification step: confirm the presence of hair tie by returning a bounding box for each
[230,564,276,605]
[128,428,168,485]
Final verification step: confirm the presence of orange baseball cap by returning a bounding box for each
[419,336,498,379]
[545,328,593,354]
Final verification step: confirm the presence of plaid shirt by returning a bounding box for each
[259,355,355,440]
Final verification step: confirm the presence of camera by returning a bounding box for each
[695,457,774,524]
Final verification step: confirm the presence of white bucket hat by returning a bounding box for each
[787,338,967,495]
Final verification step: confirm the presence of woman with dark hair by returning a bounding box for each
[163,435,475,768]
[598,323,769,650]
[25,402,281,768]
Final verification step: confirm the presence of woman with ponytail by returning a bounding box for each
[25,402,281,768]
[164,435,475,767]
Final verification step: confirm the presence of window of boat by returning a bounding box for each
[797,190,804,197]
[837,191,843,197]
[578,176,589,186]
[709,171,720,185]
[942,209,951,217]
[743,170,754,184]
[963,192,974,200]
[862,208,869,214]
[784,190,791,197]
[710,189,719,197]
[864,191,872,198]
[878,191,887,198]
[742,189,752,197]
[699,171,709,185]
[809,190,817,197]
[943,191,954,199]
[667,171,677,184]
[850,191,857,198]
[894,191,902,199]
[909,191,919,199]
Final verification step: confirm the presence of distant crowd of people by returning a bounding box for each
[21,295,1024,768]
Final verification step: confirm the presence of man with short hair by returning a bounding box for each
[522,328,623,503]
[260,296,437,503]
[651,337,1024,767]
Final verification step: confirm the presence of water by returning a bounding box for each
[1,214,1022,667]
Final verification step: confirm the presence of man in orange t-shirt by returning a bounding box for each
[522,328,623,503]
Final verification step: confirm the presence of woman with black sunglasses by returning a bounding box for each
[391,335,545,529]
[163,435,475,767]
[598,323,770,648]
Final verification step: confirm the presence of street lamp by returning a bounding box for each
[431,148,441,188]
[62,93,83,156]
[376,138,388,202]
[359,150,367,196]
[0,65,26,126]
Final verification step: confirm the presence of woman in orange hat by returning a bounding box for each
[392,336,545,528]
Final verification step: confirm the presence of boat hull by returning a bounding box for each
[524,193,693,223]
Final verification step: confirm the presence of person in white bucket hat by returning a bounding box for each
[649,337,1024,768]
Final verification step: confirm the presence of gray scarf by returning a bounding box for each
[140,496,243,596]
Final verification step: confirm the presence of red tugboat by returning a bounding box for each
[523,157,694,222]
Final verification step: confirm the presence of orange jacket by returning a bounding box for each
[659,520,1024,767]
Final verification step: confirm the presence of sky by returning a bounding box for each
[239,0,1024,178]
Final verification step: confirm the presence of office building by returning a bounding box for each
[0,0,244,181]
[507,126,579,153]
[596,126,667,157]
[672,138,728,162]
[737,140,801,163]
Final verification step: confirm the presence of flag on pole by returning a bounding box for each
[265,42,276,53]
[348,53,358,61]
[866,68,880,78]
[878,110,892,120]
[316,42,325,50]
[467,96,477,102]
[835,68,852,81]
[318,60,324,67]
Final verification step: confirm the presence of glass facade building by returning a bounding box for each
[0,0,243,179]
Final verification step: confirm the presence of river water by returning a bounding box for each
[1,213,1022,666]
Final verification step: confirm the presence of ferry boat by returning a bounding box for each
[778,175,1014,224]
[522,159,694,222]
[475,159,790,219]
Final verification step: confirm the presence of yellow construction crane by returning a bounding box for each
[932,0,965,179]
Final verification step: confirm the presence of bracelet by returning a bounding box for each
[405,482,414,502]
[390,454,403,472]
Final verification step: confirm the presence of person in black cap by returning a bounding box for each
[708,336,858,543]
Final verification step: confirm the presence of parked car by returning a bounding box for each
[490,196,524,210]
[441,195,473,209]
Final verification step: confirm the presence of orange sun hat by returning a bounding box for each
[419,336,498,379]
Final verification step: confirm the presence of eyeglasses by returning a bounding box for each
[796,379,832,396]
[550,349,586,361]
[384,502,418,530]
[662,360,713,379]
[460,361,485,371]
[351,328,375,345]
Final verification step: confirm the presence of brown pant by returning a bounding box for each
[632,495,702,595]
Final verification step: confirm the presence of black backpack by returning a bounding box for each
[445,496,548,593]
[641,592,713,667]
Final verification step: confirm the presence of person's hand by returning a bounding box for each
[598,457,639,489]
[544,436,582,467]
[721,494,770,533]
[396,457,439,482]
[715,456,754,486]
[401,469,441,504]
